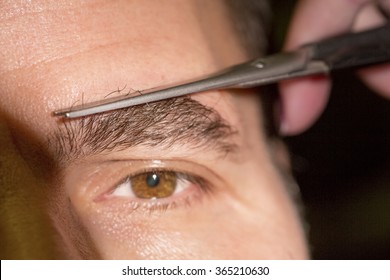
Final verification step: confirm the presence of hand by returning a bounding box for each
[279,0,390,135]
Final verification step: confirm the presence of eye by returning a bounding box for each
[89,160,222,212]
[111,170,195,200]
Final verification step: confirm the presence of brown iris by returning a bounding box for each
[130,171,177,199]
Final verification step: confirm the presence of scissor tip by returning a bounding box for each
[52,110,70,118]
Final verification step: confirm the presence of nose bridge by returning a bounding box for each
[0,121,65,259]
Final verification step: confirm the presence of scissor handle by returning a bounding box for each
[306,23,390,71]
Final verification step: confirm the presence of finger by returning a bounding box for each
[279,76,330,135]
[280,0,372,135]
[285,0,372,49]
[354,2,390,98]
[359,65,390,99]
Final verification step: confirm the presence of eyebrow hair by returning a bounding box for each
[49,96,239,164]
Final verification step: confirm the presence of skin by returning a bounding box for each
[0,0,307,259]
[280,0,390,135]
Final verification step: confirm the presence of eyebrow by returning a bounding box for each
[49,96,239,164]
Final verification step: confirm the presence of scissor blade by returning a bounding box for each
[53,48,320,119]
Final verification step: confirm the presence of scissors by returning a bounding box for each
[53,24,390,119]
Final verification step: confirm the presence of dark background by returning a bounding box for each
[270,0,390,259]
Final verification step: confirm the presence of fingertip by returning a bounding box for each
[278,76,331,135]
[359,64,390,99]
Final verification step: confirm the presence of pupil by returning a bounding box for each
[146,173,160,187]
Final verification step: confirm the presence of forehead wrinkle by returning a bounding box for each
[49,97,239,164]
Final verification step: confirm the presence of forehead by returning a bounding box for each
[0,0,246,138]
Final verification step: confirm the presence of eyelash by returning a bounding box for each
[103,168,213,213]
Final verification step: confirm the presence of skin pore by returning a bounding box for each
[0,0,308,259]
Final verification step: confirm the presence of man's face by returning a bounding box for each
[0,0,307,259]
